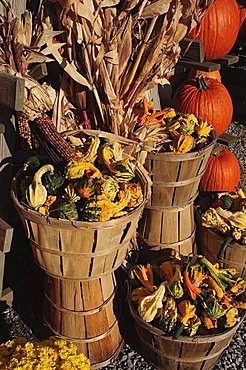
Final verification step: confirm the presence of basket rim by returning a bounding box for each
[146,129,216,161]
[195,204,246,250]
[11,165,149,228]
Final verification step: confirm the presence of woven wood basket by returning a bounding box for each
[198,227,246,278]
[144,134,215,207]
[11,143,151,280]
[129,299,245,370]
[137,231,197,264]
[43,273,123,369]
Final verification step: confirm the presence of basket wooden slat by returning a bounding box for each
[145,137,215,207]
[129,300,244,370]
[44,274,123,369]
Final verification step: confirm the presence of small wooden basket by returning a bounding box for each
[195,202,246,278]
[198,226,246,278]
[145,134,215,207]
[129,297,245,370]
[11,132,151,280]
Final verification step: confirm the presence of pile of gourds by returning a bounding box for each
[20,135,144,222]
[201,189,246,245]
[133,102,214,154]
[129,250,246,338]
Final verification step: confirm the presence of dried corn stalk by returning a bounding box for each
[37,0,214,136]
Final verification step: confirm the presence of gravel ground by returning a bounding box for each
[226,121,246,189]
[0,121,245,370]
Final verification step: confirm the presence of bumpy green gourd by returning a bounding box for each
[43,171,65,195]
[82,190,131,222]
[57,202,79,221]
[159,297,178,333]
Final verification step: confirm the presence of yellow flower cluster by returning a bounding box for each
[0,337,90,370]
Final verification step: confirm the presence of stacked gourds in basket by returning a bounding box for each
[128,249,246,370]
[11,129,151,369]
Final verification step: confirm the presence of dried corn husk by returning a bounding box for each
[37,0,214,136]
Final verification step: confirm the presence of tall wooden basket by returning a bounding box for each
[129,300,245,370]
[11,161,150,280]
[43,274,123,369]
[144,135,215,207]
[138,196,197,260]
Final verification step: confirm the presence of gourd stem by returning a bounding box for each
[197,75,209,90]
[217,236,234,261]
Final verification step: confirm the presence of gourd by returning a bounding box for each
[97,175,119,201]
[138,282,166,323]
[77,178,95,199]
[219,195,232,210]
[126,183,143,209]
[188,0,240,60]
[172,76,233,136]
[57,184,80,221]
[65,160,102,180]
[43,171,65,195]
[159,297,178,333]
[26,164,54,209]
[100,144,136,182]
[82,190,131,222]
[188,69,221,82]
[199,147,240,192]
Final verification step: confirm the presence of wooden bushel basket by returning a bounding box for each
[43,274,123,369]
[11,159,150,280]
[144,133,215,207]
[138,196,197,260]
[198,227,246,278]
[129,299,245,370]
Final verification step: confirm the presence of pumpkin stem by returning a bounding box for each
[196,75,209,90]
[211,144,221,157]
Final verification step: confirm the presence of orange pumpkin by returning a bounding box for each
[199,146,240,192]
[188,69,221,83]
[188,0,240,60]
[171,76,233,136]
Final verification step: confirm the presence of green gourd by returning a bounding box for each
[43,171,65,195]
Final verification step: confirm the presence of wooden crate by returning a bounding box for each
[0,73,24,224]
[0,218,13,305]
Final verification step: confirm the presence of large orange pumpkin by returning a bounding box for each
[188,69,221,82]
[199,146,240,192]
[171,76,233,136]
[188,0,240,60]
